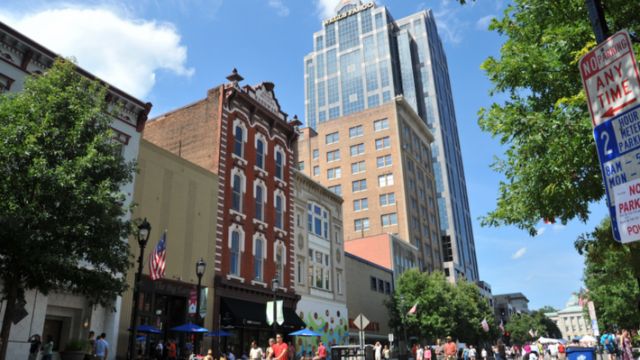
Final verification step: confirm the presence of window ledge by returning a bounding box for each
[254,166,268,176]
[251,280,267,287]
[231,153,248,166]
[226,274,245,283]
[229,209,247,220]
[253,218,268,228]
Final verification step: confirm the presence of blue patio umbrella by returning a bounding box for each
[289,328,322,337]
[205,329,232,337]
[129,325,162,334]
[169,323,209,333]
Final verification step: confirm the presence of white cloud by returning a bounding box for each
[475,14,494,30]
[512,247,527,260]
[430,0,469,44]
[268,0,290,17]
[0,6,194,99]
[535,226,546,237]
[315,0,341,20]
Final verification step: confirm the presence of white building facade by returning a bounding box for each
[0,22,150,360]
[545,295,593,340]
[293,171,348,357]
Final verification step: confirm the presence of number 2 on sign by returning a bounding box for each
[600,131,613,156]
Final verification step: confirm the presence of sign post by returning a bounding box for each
[353,314,370,356]
[580,30,640,243]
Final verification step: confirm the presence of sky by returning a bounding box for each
[0,0,611,311]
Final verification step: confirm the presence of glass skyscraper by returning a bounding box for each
[304,0,479,282]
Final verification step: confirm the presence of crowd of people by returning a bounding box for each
[28,331,110,360]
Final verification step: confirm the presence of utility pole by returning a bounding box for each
[584,0,609,43]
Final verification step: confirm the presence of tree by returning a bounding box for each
[478,0,640,234]
[0,59,135,358]
[575,218,640,329]
[387,269,498,346]
[504,311,561,345]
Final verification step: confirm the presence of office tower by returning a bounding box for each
[303,1,478,281]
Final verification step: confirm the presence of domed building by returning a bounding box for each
[545,294,594,340]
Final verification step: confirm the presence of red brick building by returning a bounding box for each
[143,69,304,353]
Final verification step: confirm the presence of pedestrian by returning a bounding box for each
[272,334,289,360]
[250,340,264,360]
[384,345,391,360]
[41,335,54,360]
[557,342,565,360]
[288,342,296,360]
[481,348,487,360]
[601,329,616,360]
[205,349,215,360]
[155,340,164,360]
[469,345,477,360]
[94,333,109,360]
[313,341,327,360]
[228,346,237,360]
[374,342,382,360]
[621,330,633,360]
[425,346,432,360]
[463,345,469,360]
[167,339,177,360]
[28,334,41,360]
[496,341,506,360]
[266,338,276,360]
[84,331,96,360]
[417,344,424,360]
[444,337,457,360]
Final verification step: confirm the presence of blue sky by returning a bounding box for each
[0,0,610,311]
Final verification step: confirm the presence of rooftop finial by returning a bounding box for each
[226,68,244,85]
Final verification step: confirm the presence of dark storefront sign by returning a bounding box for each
[221,297,306,329]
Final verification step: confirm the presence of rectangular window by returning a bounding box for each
[379,192,396,206]
[378,173,394,187]
[385,281,391,294]
[325,131,339,144]
[349,125,364,138]
[374,118,389,131]
[353,198,368,211]
[370,276,377,291]
[376,154,392,168]
[327,149,341,162]
[298,161,305,170]
[378,279,384,293]
[328,185,342,195]
[327,167,342,180]
[313,166,320,176]
[381,213,398,226]
[313,149,319,160]
[375,136,390,150]
[352,179,367,192]
[351,161,366,174]
[355,218,370,232]
[350,143,365,156]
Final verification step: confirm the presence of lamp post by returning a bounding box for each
[399,295,408,357]
[194,258,206,355]
[271,274,280,336]
[128,218,151,360]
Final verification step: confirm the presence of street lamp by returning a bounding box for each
[128,218,151,360]
[194,258,206,355]
[398,295,408,356]
[271,274,280,336]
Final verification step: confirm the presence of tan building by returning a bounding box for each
[344,233,418,281]
[545,294,594,341]
[292,171,348,355]
[297,96,442,274]
[117,140,218,357]
[344,252,393,344]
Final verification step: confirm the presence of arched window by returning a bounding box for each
[232,173,243,212]
[275,147,285,180]
[254,237,264,281]
[256,138,266,169]
[275,193,284,229]
[230,230,241,276]
[255,182,265,221]
[233,124,244,157]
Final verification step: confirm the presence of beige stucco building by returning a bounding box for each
[545,295,593,341]
[116,140,219,357]
[292,171,348,356]
[297,96,442,275]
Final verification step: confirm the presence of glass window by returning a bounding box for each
[312,149,319,160]
[326,132,339,144]
[376,154,392,168]
[381,213,398,226]
[363,36,376,61]
[307,203,330,239]
[352,179,367,192]
[349,125,363,138]
[378,173,394,187]
[350,143,365,156]
[275,244,284,284]
[351,161,365,174]
[327,149,341,162]
[353,198,368,211]
[327,49,338,76]
[385,281,391,294]
[309,249,331,290]
[275,194,284,229]
[315,35,324,51]
[328,185,342,195]
[255,185,264,221]
[365,63,378,91]
[275,150,284,179]
[327,167,342,179]
[374,118,389,131]
[379,192,396,206]
[230,230,241,276]
[361,8,372,33]
[378,279,384,293]
[317,80,326,107]
[338,15,359,50]
[329,106,340,119]
[370,276,377,291]
[233,125,244,157]
[375,136,390,150]
[254,237,263,281]
[313,166,320,176]
[256,138,265,169]
[375,12,383,29]
[367,94,380,108]
[325,23,336,47]
[232,174,243,212]
[327,77,339,104]
[355,218,370,232]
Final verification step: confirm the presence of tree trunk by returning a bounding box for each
[0,283,18,360]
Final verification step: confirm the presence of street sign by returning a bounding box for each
[188,288,197,314]
[388,333,394,343]
[353,313,369,330]
[580,30,640,126]
[593,104,640,242]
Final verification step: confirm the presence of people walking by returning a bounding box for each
[469,345,477,360]
[167,339,177,360]
[313,341,327,360]
[374,342,382,360]
[94,333,109,360]
[444,337,457,360]
[266,338,276,360]
[28,334,41,360]
[424,346,432,360]
[621,330,633,360]
[384,345,390,360]
[417,344,424,360]
[272,334,289,360]
[41,335,54,360]
[250,340,264,360]
[481,348,487,360]
[84,331,95,360]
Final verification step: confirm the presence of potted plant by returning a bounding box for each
[61,339,87,360]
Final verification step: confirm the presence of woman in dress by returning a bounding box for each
[621,330,633,360]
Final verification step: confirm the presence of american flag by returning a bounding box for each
[499,320,505,333]
[407,302,418,315]
[149,231,167,280]
[481,318,489,332]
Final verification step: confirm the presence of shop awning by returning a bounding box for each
[221,298,306,329]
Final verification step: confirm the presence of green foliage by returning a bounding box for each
[387,269,497,345]
[505,310,561,344]
[64,339,87,352]
[575,218,640,329]
[478,0,640,234]
[0,59,135,305]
